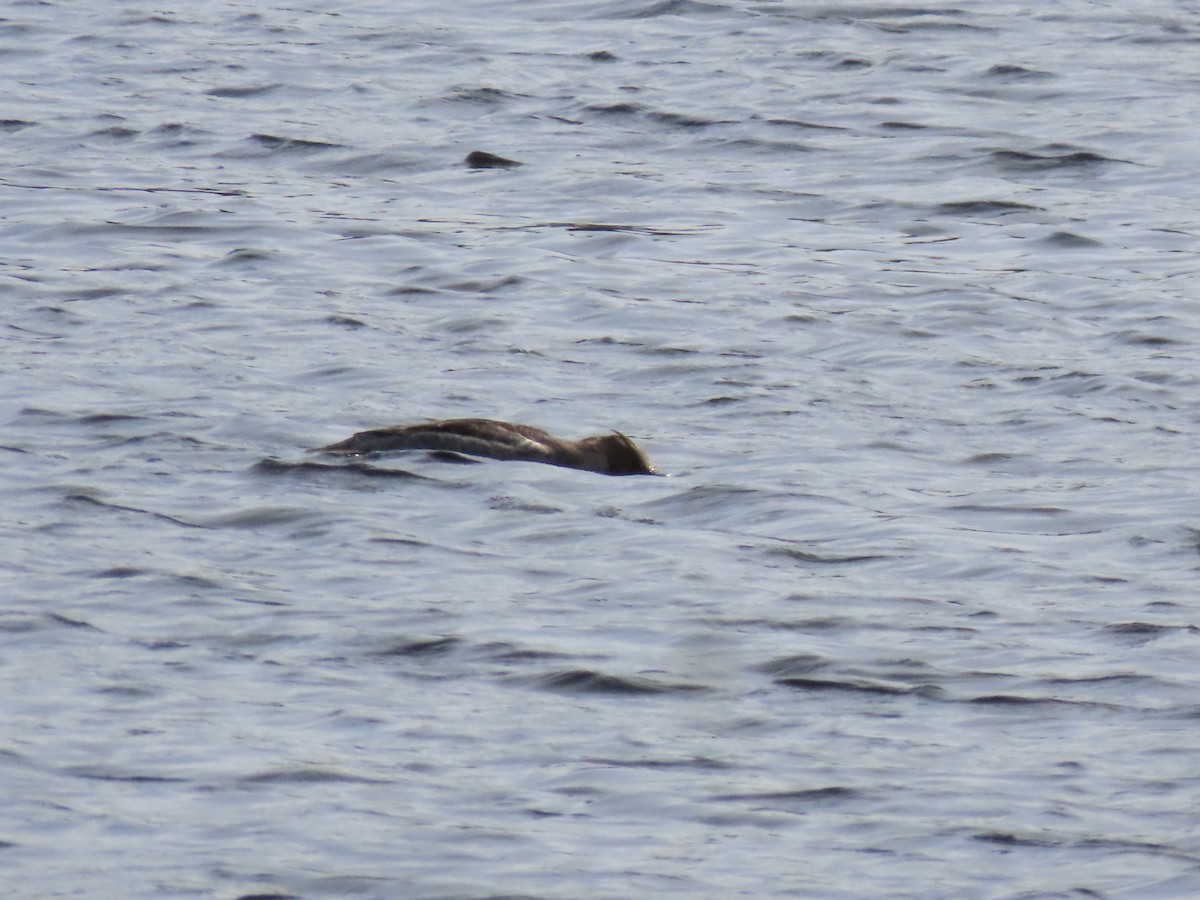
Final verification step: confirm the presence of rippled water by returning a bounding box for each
[4,1,1200,897]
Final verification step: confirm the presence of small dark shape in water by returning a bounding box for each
[324,314,366,329]
[985,64,1052,79]
[465,150,523,169]
[988,149,1121,170]
[1041,230,1103,248]
[314,418,657,476]
[250,132,340,151]
[936,199,1039,215]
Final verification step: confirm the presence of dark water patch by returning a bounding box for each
[95,682,159,699]
[1042,673,1158,688]
[586,755,732,770]
[446,86,524,105]
[785,7,965,24]
[249,133,342,152]
[769,547,891,565]
[25,409,146,426]
[62,492,202,529]
[526,669,708,696]
[0,178,246,198]
[756,653,831,677]
[140,639,189,651]
[984,63,1053,80]
[483,643,577,663]
[583,101,645,117]
[253,457,436,482]
[648,110,735,129]
[966,694,1115,709]
[92,566,150,579]
[1041,230,1103,248]
[880,120,928,130]
[220,248,273,264]
[232,596,288,608]
[1115,330,1179,346]
[768,615,853,633]
[376,636,461,657]
[324,314,367,329]
[151,122,192,136]
[960,452,1021,465]
[233,894,299,900]
[0,119,36,131]
[1103,622,1200,644]
[987,149,1128,172]
[764,117,848,131]
[239,768,383,785]
[0,616,46,634]
[424,450,482,465]
[540,221,701,235]
[636,344,699,357]
[47,612,100,630]
[206,84,281,98]
[834,56,872,68]
[488,495,562,515]
[974,830,1059,848]
[712,786,858,804]
[88,125,139,140]
[576,335,645,348]
[66,767,187,784]
[325,152,422,175]
[202,506,313,529]
[935,199,1041,216]
[443,274,525,293]
[386,285,442,296]
[465,150,523,169]
[715,137,814,155]
[640,484,758,515]
[948,503,1067,515]
[776,677,913,696]
[602,0,729,20]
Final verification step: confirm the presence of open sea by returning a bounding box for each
[3,1,1200,897]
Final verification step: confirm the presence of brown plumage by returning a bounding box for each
[314,418,658,476]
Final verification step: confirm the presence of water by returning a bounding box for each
[3,1,1200,897]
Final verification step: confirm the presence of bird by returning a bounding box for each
[313,418,658,476]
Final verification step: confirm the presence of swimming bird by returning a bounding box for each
[314,418,658,476]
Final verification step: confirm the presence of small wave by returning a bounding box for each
[375,636,461,657]
[239,768,384,785]
[526,669,708,695]
[205,83,281,98]
[253,458,435,481]
[248,133,342,152]
[63,492,202,529]
[585,755,732,770]
[775,677,914,696]
[935,199,1041,216]
[600,0,729,20]
[769,547,891,565]
[984,63,1053,80]
[711,786,859,804]
[987,148,1129,171]
[1040,230,1103,248]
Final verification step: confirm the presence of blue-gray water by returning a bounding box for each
[4,2,1200,897]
